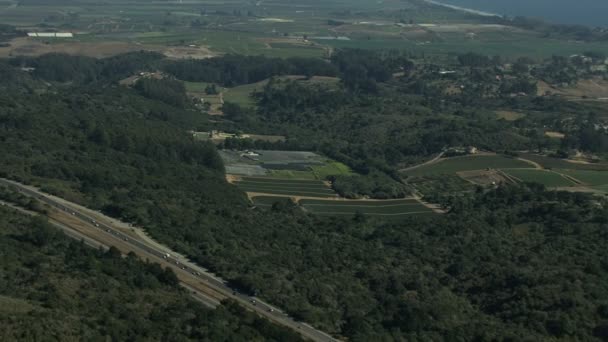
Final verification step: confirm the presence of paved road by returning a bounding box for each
[0,178,338,342]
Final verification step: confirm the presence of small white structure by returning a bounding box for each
[27,32,74,38]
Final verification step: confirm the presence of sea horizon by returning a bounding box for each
[431,0,608,27]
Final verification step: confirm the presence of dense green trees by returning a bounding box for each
[0,207,302,341]
[134,77,188,107]
[1,53,608,340]
[162,54,339,86]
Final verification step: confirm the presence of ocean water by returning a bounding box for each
[438,0,608,27]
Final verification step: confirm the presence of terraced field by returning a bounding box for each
[234,177,337,198]
[407,175,475,196]
[503,169,576,187]
[300,198,434,216]
[403,155,532,177]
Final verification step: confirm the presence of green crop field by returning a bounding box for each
[519,154,608,171]
[407,175,476,196]
[318,34,608,59]
[557,169,608,186]
[184,81,214,93]
[268,170,318,180]
[224,82,262,108]
[403,155,533,177]
[300,198,434,216]
[504,169,576,187]
[310,161,353,179]
[234,177,337,197]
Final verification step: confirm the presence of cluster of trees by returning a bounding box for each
[162,54,339,86]
[331,49,413,92]
[10,51,165,83]
[10,49,411,94]
[560,122,608,154]
[134,77,188,107]
[0,206,301,341]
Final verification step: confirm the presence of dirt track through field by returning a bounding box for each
[515,157,543,169]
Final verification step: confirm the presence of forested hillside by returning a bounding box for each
[0,207,301,341]
[1,54,608,340]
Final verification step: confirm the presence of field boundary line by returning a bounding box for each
[311,211,434,216]
[399,151,445,172]
[515,157,543,169]
[303,203,423,208]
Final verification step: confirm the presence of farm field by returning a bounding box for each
[407,174,475,196]
[319,34,608,58]
[402,155,533,177]
[310,162,353,179]
[519,154,608,171]
[233,177,337,198]
[300,198,435,216]
[221,150,351,180]
[557,169,608,186]
[267,170,318,180]
[503,169,576,187]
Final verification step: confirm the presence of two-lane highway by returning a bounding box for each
[0,178,338,342]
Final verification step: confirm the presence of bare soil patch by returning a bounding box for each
[545,131,565,139]
[496,110,525,121]
[538,78,608,100]
[162,45,216,59]
[0,37,217,59]
[0,37,155,58]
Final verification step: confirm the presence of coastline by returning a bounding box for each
[422,0,500,18]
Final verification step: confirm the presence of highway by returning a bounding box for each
[0,178,338,342]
